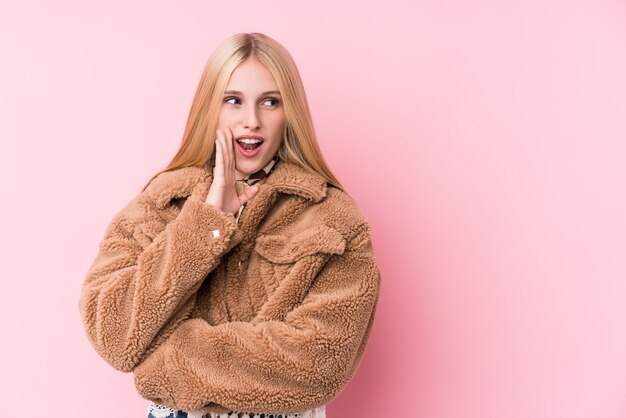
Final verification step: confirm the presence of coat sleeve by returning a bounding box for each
[78,189,243,373]
[132,229,381,413]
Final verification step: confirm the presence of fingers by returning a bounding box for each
[217,128,236,184]
[239,184,259,205]
[225,127,235,179]
[214,130,224,184]
[213,127,247,214]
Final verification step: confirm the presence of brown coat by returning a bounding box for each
[78,159,381,414]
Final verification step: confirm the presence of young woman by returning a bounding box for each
[78,32,381,418]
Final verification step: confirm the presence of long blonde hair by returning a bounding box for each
[141,32,343,192]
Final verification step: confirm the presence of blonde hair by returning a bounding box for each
[141,32,343,192]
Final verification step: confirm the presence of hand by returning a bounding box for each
[205,127,259,214]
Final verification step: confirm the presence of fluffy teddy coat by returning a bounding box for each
[78,159,381,414]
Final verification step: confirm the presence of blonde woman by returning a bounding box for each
[78,32,381,418]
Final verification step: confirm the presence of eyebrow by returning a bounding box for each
[224,90,281,95]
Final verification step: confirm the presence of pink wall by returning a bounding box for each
[2,0,626,417]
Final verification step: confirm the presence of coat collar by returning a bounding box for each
[147,159,328,210]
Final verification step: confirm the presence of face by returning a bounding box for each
[217,57,285,180]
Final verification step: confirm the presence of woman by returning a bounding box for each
[78,32,381,418]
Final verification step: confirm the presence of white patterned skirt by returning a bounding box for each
[146,402,326,418]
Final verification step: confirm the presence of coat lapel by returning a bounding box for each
[146,160,328,210]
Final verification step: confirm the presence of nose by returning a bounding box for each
[242,103,261,129]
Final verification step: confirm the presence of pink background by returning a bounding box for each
[2,0,626,417]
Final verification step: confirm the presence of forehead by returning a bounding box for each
[226,57,279,92]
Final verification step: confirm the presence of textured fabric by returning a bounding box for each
[234,156,278,223]
[147,402,326,418]
[237,155,278,187]
[147,156,322,418]
[78,159,380,414]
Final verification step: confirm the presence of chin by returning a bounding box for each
[234,149,277,177]
[235,160,261,176]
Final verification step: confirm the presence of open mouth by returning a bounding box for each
[236,137,263,151]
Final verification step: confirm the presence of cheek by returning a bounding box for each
[265,113,285,134]
[217,111,236,129]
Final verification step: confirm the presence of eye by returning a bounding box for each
[224,96,241,105]
[262,97,280,108]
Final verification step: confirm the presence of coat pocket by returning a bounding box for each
[254,224,346,264]
[251,225,347,321]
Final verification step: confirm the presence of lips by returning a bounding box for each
[235,135,264,152]
[233,135,265,158]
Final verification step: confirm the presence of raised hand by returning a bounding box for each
[205,127,259,214]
